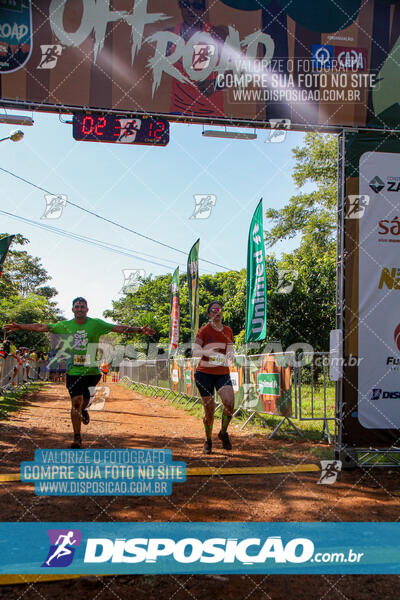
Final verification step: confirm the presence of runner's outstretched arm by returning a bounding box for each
[4,322,49,333]
[111,324,155,336]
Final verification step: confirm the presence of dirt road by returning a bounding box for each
[1,382,399,522]
[0,382,398,598]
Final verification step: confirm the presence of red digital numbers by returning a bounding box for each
[81,115,94,135]
[94,116,106,136]
[113,119,122,138]
[82,115,106,136]
[154,121,165,140]
[75,114,168,145]
[148,121,165,140]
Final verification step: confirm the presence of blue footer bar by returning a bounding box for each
[0,522,398,574]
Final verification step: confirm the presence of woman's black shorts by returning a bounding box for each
[194,371,232,398]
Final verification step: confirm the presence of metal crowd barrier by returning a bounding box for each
[0,356,48,393]
[296,352,336,443]
[119,351,337,441]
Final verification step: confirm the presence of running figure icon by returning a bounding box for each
[37,45,63,69]
[45,531,77,566]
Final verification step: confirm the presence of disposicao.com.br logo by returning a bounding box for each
[82,536,363,566]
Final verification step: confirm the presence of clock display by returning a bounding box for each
[73,114,169,146]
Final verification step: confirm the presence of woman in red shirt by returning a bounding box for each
[193,301,234,454]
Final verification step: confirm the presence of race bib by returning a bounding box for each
[208,354,227,366]
[73,354,90,366]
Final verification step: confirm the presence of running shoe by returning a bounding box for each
[71,434,82,449]
[218,430,232,450]
[81,409,90,425]
[203,439,212,454]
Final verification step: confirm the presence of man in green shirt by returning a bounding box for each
[5,297,155,448]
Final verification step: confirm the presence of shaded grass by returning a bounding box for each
[298,383,335,419]
[0,382,45,420]
[308,446,335,460]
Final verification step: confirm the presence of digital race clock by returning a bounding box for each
[72,114,169,146]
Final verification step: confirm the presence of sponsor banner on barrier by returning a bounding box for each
[170,360,181,392]
[248,354,292,417]
[1,522,400,574]
[184,359,198,396]
[358,151,400,429]
[230,355,245,408]
[230,371,239,393]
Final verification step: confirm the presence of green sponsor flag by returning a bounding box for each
[246,200,267,342]
[187,239,200,342]
[0,235,15,278]
[169,267,180,354]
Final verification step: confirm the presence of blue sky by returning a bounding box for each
[1,110,306,320]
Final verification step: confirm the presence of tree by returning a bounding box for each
[0,294,61,352]
[0,233,58,299]
[264,133,337,351]
[35,286,58,300]
[103,134,338,355]
[104,273,173,347]
[270,246,336,351]
[265,132,337,253]
[0,233,62,350]
[104,270,248,352]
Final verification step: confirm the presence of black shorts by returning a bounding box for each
[66,374,101,399]
[194,371,232,398]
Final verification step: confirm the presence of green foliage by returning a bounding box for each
[264,133,337,350]
[265,132,337,252]
[35,286,58,299]
[0,294,61,351]
[104,273,173,346]
[0,233,58,299]
[105,131,337,356]
[104,270,248,348]
[268,247,336,351]
[0,134,337,356]
[0,233,62,351]
[105,247,334,354]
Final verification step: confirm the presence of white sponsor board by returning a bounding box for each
[359,152,400,428]
[230,371,239,392]
[172,369,179,383]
